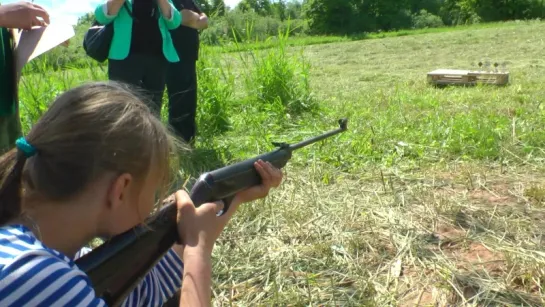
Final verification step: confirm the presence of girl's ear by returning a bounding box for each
[100,172,141,235]
[108,173,134,211]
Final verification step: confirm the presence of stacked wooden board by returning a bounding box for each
[427,69,509,86]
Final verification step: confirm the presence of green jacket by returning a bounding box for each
[94,0,182,63]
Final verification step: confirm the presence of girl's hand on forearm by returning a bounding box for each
[174,191,231,307]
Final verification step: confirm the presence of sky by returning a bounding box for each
[3,0,243,25]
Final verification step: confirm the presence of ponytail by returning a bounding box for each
[0,138,36,225]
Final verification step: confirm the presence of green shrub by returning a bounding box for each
[239,28,317,118]
[200,10,308,45]
[412,9,445,29]
[195,47,233,138]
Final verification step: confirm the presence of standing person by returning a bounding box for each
[0,2,50,154]
[166,0,208,145]
[94,0,183,116]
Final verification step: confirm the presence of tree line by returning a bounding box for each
[303,0,545,35]
[198,0,545,36]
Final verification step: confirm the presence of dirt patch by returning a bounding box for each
[435,223,466,241]
[432,179,521,207]
[443,242,505,274]
[398,241,504,306]
[428,224,503,273]
[468,188,515,204]
[399,286,451,307]
[421,164,545,208]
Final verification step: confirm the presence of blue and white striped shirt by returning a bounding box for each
[0,224,184,306]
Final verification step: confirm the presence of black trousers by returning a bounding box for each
[166,57,197,144]
[108,53,168,116]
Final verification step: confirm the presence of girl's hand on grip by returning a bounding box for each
[233,160,283,205]
[175,190,231,256]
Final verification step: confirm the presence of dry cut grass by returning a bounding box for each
[211,161,545,306]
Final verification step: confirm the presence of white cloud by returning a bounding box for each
[224,0,241,9]
[48,0,102,25]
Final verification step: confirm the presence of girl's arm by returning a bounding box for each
[179,249,212,306]
[175,160,283,306]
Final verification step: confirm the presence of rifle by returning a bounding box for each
[74,118,348,306]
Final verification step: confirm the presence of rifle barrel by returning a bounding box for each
[289,118,348,151]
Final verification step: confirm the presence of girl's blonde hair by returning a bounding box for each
[0,81,178,225]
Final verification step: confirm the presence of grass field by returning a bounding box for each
[18,19,545,306]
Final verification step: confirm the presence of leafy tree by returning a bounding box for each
[237,0,272,16]
[196,0,214,15]
[302,0,359,34]
[77,12,95,26]
[271,0,287,20]
[210,0,226,16]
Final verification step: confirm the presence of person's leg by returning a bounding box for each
[108,56,144,88]
[166,58,197,144]
[109,54,166,115]
[142,55,168,117]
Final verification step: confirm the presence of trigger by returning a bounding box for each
[217,196,235,216]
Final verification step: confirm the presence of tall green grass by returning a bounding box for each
[235,25,317,118]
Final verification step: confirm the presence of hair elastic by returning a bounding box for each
[15,137,36,158]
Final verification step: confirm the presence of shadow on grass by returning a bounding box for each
[431,83,511,89]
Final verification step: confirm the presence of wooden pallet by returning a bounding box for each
[427,69,509,86]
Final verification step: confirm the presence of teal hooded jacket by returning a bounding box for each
[94,0,182,63]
